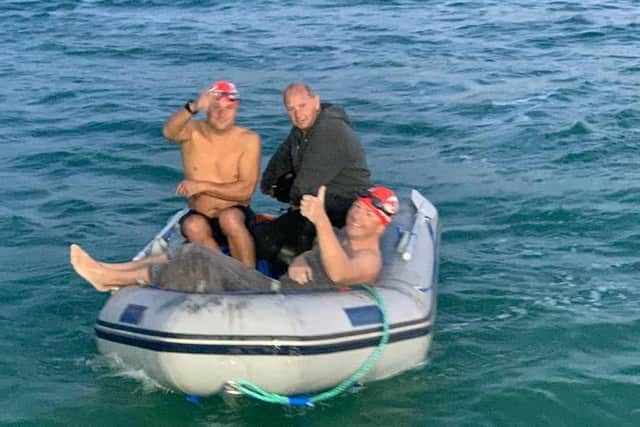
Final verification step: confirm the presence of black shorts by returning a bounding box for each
[179,206,256,247]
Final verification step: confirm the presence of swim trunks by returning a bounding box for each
[179,205,256,246]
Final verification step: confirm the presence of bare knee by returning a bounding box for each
[181,215,213,243]
[218,208,248,238]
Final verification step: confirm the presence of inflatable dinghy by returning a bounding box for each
[94,189,440,397]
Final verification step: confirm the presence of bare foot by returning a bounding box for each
[70,244,113,292]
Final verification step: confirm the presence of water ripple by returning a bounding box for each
[2,0,640,425]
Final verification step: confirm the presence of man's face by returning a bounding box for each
[207,96,238,131]
[285,88,320,131]
[345,200,384,239]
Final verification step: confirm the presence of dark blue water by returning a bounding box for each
[2,1,640,425]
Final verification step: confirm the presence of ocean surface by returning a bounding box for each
[2,0,639,425]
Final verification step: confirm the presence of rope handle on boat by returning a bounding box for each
[226,284,390,407]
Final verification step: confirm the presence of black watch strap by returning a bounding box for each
[184,99,197,115]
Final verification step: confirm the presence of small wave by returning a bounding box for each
[97,163,182,184]
[38,90,77,104]
[91,353,170,394]
[552,147,604,164]
[12,150,80,169]
[544,121,591,139]
[39,198,97,218]
[615,108,640,129]
[0,214,40,242]
[574,30,606,39]
[556,15,594,26]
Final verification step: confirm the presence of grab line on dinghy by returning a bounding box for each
[225,284,389,407]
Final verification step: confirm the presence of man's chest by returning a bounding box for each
[182,140,242,177]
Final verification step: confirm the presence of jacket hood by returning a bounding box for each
[320,103,353,128]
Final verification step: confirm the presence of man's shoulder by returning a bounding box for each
[312,114,359,148]
[234,126,259,138]
[316,106,355,135]
[233,126,260,145]
[319,104,351,124]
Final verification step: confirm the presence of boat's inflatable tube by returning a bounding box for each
[95,190,440,396]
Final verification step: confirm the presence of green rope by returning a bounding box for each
[229,285,390,407]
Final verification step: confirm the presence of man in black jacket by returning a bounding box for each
[255,82,371,265]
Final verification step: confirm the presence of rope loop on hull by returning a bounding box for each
[227,285,390,407]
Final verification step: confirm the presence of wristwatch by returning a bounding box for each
[184,99,197,115]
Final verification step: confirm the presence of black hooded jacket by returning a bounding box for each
[260,103,371,213]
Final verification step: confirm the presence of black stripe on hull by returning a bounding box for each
[95,314,431,342]
[95,325,431,356]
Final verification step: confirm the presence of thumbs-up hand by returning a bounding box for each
[300,186,328,225]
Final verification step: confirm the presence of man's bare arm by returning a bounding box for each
[163,91,213,143]
[300,186,381,286]
[163,103,196,143]
[314,209,380,285]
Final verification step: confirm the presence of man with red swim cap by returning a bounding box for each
[70,185,398,292]
[287,185,399,287]
[162,80,260,268]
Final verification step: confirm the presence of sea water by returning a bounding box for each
[1,1,639,426]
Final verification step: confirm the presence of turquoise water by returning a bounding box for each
[2,1,640,425]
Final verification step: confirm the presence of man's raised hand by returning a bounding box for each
[300,186,328,225]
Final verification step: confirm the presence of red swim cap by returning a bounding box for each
[357,186,399,226]
[207,80,239,101]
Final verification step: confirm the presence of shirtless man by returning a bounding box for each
[70,185,399,292]
[162,80,260,267]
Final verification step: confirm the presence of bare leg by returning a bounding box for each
[181,215,221,252]
[218,208,256,268]
[100,253,168,270]
[227,230,256,268]
[70,244,152,292]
